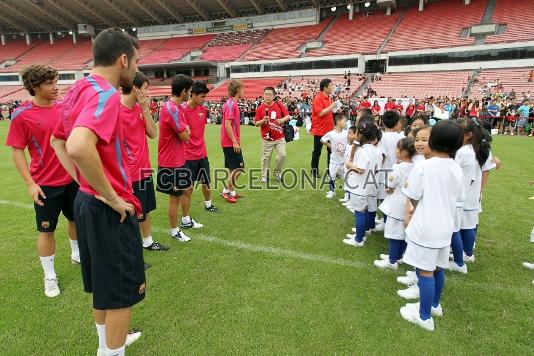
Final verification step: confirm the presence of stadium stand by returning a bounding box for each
[0,39,40,64]
[139,35,214,65]
[205,78,284,100]
[241,19,333,61]
[384,0,487,52]
[201,44,252,61]
[206,29,270,47]
[308,13,399,56]
[367,71,470,98]
[48,39,92,70]
[485,0,534,44]
[472,68,534,98]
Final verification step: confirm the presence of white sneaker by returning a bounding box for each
[326,191,335,199]
[448,261,468,274]
[397,284,419,300]
[405,270,417,277]
[397,274,418,286]
[405,302,443,317]
[348,208,355,214]
[346,233,366,242]
[375,218,383,225]
[181,219,203,229]
[463,253,475,263]
[71,254,80,264]
[400,305,434,331]
[44,278,60,298]
[171,230,191,242]
[343,238,365,247]
[342,202,351,207]
[523,262,534,270]
[379,254,403,264]
[125,330,142,346]
[351,228,357,233]
[261,177,268,183]
[373,259,398,270]
[372,221,385,232]
[339,197,349,203]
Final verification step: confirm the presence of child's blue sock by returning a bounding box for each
[329,180,335,192]
[451,231,464,266]
[461,228,476,257]
[355,210,367,242]
[433,269,445,308]
[417,273,435,321]
[367,211,376,231]
[388,239,401,264]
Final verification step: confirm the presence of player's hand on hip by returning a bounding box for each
[29,183,46,206]
[233,142,241,153]
[96,195,135,223]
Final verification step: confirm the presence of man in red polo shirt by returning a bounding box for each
[358,96,371,110]
[254,86,290,183]
[384,97,397,111]
[395,99,404,115]
[311,79,340,178]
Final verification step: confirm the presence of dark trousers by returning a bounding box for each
[311,135,331,174]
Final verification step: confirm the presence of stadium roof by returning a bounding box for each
[0,0,420,34]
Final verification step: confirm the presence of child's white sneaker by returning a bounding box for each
[346,233,366,242]
[348,208,355,214]
[405,270,417,277]
[397,274,418,286]
[400,305,435,331]
[463,253,475,263]
[339,197,349,203]
[405,302,443,317]
[379,254,403,264]
[373,259,398,270]
[372,221,385,232]
[326,191,335,199]
[523,262,534,270]
[342,238,365,247]
[375,217,383,225]
[397,284,420,300]
[448,261,468,274]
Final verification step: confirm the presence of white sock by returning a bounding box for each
[142,236,154,247]
[182,216,191,224]
[223,188,230,194]
[70,240,79,257]
[40,254,56,279]
[230,191,236,197]
[171,227,179,236]
[106,345,125,356]
[204,200,212,208]
[96,323,106,351]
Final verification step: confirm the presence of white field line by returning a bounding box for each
[1,199,532,296]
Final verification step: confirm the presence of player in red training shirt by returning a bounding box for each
[50,29,144,354]
[6,65,79,298]
[156,74,193,241]
[121,71,169,252]
[180,81,220,229]
[220,80,245,203]
[384,97,397,111]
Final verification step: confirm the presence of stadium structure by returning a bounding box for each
[0,0,532,102]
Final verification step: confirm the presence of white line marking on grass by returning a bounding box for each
[1,198,533,295]
[152,226,368,269]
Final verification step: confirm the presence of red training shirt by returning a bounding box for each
[53,74,141,213]
[6,101,72,187]
[221,98,241,147]
[182,102,208,160]
[158,99,186,168]
[120,103,152,182]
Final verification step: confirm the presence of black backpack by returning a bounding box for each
[275,101,294,142]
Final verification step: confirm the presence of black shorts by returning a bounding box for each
[185,157,211,185]
[74,191,145,310]
[156,166,192,196]
[223,147,245,170]
[132,176,157,222]
[35,181,79,232]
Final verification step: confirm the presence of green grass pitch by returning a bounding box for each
[0,120,532,354]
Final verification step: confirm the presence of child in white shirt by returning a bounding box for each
[374,138,416,270]
[400,120,464,332]
[321,114,348,199]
